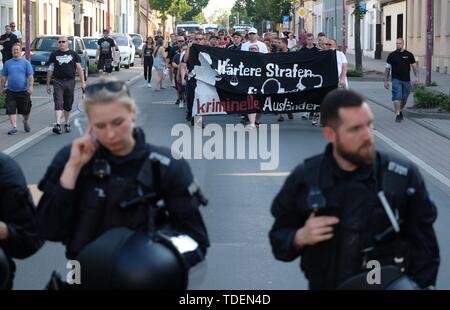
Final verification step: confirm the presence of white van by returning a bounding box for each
[176,22,203,34]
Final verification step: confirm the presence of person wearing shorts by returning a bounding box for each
[0,44,34,135]
[47,35,86,134]
[96,29,116,75]
[385,38,420,122]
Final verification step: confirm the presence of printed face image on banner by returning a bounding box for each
[187,45,338,116]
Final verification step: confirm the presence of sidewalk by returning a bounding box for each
[0,64,144,155]
[346,53,450,141]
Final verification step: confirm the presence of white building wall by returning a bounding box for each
[382,1,407,53]
[346,0,379,59]
[313,1,323,38]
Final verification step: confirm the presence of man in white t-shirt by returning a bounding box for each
[9,22,22,45]
[240,28,268,54]
[330,38,348,88]
[239,28,268,130]
[287,33,297,50]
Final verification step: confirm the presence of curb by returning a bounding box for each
[404,108,450,120]
[367,96,450,141]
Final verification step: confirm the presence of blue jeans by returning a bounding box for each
[392,79,411,102]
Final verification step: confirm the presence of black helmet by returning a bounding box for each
[0,247,11,290]
[77,227,188,290]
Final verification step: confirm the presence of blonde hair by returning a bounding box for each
[83,77,138,116]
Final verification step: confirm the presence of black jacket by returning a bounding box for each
[37,128,209,259]
[0,153,43,288]
[269,144,440,289]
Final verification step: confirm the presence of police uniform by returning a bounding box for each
[37,128,209,260]
[0,153,43,290]
[269,144,440,289]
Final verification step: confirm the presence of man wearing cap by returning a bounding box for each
[241,28,268,53]
[228,32,243,50]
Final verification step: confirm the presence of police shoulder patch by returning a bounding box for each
[387,161,408,176]
[149,152,171,166]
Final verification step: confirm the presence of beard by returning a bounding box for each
[335,138,376,167]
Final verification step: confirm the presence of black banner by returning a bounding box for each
[187,45,338,115]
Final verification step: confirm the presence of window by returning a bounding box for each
[397,14,403,39]
[434,0,441,36]
[417,0,422,37]
[43,3,47,34]
[76,39,84,53]
[386,15,391,41]
[56,7,60,34]
[447,1,450,35]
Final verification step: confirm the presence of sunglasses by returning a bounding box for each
[58,41,67,43]
[85,81,130,97]
[178,40,185,43]
[249,33,256,35]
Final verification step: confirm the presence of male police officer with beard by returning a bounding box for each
[269,89,439,290]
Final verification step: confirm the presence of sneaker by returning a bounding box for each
[312,118,319,126]
[288,113,294,120]
[399,111,404,120]
[175,99,180,105]
[147,83,152,88]
[64,124,71,133]
[395,114,402,123]
[179,102,185,108]
[7,127,18,135]
[277,115,284,122]
[52,124,62,134]
[23,120,31,133]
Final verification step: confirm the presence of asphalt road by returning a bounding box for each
[7,63,450,290]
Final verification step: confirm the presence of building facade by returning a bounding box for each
[407,0,450,74]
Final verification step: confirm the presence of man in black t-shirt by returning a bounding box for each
[385,38,419,122]
[0,25,19,64]
[46,36,86,134]
[300,33,319,52]
[96,29,116,75]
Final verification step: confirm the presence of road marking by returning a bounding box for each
[2,74,141,156]
[152,100,177,105]
[374,130,450,188]
[218,172,290,177]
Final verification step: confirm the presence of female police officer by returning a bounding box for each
[37,77,209,289]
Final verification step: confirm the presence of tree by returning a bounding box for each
[183,0,209,21]
[192,12,207,24]
[230,0,249,26]
[167,0,192,20]
[354,0,364,72]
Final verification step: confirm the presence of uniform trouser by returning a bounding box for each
[143,57,154,83]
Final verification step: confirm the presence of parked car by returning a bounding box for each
[82,36,121,71]
[29,35,89,83]
[110,33,135,69]
[129,33,144,58]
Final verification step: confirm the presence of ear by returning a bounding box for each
[322,126,336,144]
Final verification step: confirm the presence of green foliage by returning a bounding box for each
[88,63,98,74]
[413,86,450,110]
[0,93,5,109]
[346,69,363,77]
[183,0,209,21]
[167,0,192,20]
[192,11,207,24]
